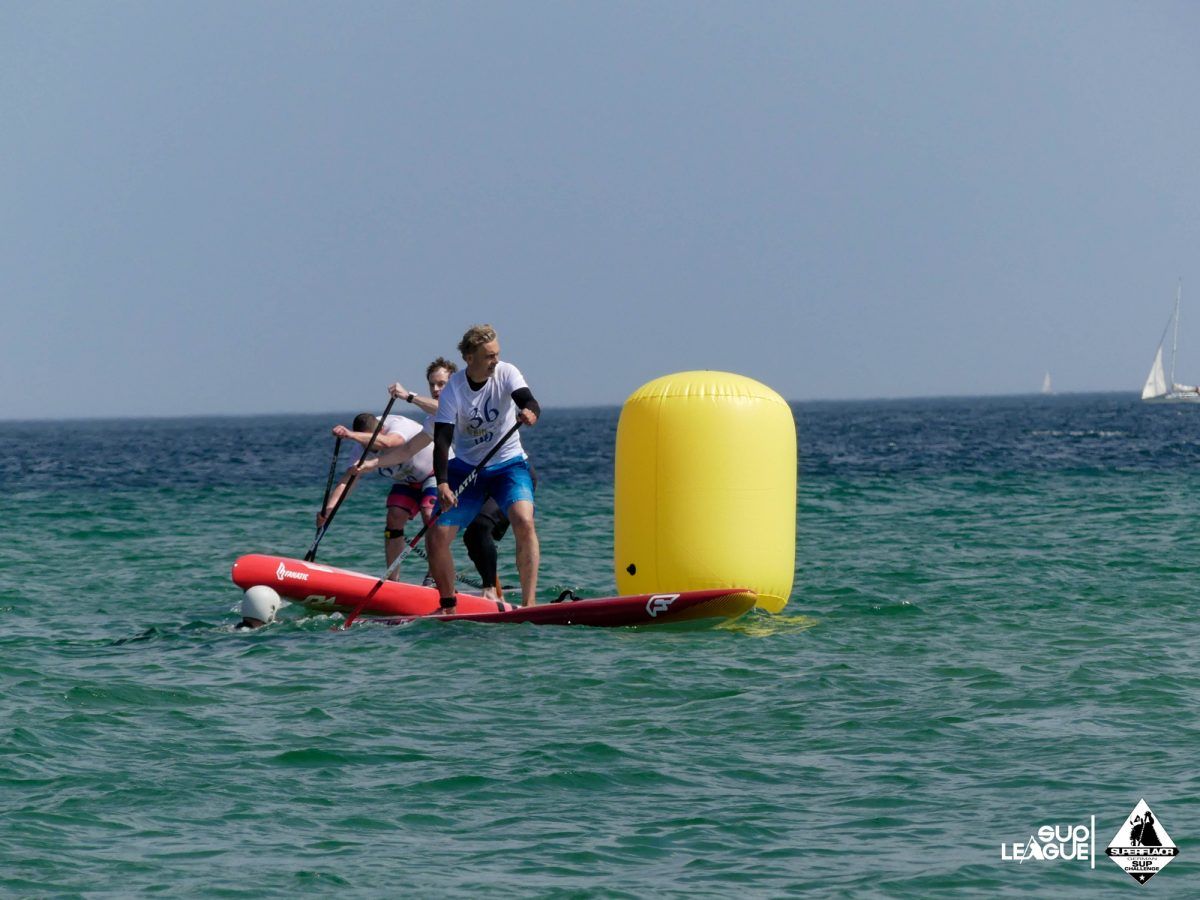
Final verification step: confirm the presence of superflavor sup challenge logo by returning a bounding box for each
[1105,799,1179,884]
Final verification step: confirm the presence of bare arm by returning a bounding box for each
[332,423,407,450]
[389,382,439,417]
[357,430,432,472]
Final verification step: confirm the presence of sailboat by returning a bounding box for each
[1142,281,1200,402]
[1041,372,1053,395]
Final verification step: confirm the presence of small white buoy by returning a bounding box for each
[239,585,282,628]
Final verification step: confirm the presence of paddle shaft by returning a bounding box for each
[316,435,342,523]
[304,397,396,561]
[342,419,523,627]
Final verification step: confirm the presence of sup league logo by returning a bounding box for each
[1105,799,1179,884]
[1000,818,1095,866]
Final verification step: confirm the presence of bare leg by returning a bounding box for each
[419,501,437,585]
[507,500,539,606]
[385,507,413,581]
[426,522,460,611]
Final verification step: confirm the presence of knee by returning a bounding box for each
[426,527,453,552]
[510,519,536,548]
[508,505,536,535]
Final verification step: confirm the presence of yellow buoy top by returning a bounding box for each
[624,371,792,405]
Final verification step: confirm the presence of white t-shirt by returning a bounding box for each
[346,415,434,484]
[434,361,528,468]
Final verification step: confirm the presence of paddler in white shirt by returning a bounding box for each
[426,324,540,615]
[386,357,529,602]
[319,409,438,581]
[355,355,527,602]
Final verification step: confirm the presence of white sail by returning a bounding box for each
[1141,281,1200,402]
[1041,372,1053,395]
[1142,346,1167,399]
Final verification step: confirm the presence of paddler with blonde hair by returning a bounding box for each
[425,324,541,614]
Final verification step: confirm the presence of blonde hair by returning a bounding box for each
[457,324,497,359]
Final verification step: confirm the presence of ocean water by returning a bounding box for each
[1,394,1198,897]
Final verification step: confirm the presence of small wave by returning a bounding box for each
[727,611,819,637]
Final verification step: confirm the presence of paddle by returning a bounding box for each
[309,435,342,546]
[304,397,396,562]
[341,419,523,628]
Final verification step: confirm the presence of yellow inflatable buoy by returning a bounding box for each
[613,371,796,612]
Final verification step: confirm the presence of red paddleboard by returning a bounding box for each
[231,554,756,628]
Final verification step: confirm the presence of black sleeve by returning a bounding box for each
[434,422,454,483]
[512,387,541,418]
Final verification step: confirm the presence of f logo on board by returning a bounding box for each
[646,594,679,617]
[275,562,310,583]
[1105,799,1178,884]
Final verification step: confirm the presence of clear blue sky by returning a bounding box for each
[4,1,1198,418]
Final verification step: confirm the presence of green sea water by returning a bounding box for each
[2,396,1198,896]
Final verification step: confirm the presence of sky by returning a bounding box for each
[3,1,1199,419]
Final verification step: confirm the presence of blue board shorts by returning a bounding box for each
[439,456,535,529]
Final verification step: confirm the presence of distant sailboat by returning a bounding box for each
[1142,281,1200,402]
[1041,372,1053,395]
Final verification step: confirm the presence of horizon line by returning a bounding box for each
[0,390,1142,425]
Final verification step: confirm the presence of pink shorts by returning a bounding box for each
[387,480,439,517]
